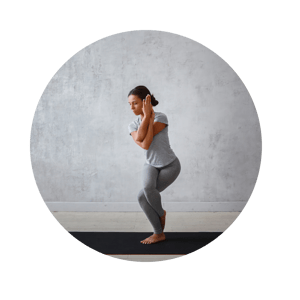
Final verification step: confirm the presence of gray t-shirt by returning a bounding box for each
[128,111,177,167]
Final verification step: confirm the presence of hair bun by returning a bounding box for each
[151,94,159,107]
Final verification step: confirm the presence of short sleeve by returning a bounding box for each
[128,121,138,136]
[154,112,168,126]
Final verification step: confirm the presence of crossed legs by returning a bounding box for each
[137,158,181,244]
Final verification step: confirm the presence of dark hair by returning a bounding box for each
[128,85,159,107]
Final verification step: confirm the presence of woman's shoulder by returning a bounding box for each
[154,111,168,124]
[128,116,141,127]
[154,111,167,118]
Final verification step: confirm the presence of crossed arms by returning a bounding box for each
[131,114,166,150]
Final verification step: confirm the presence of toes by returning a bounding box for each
[141,235,157,244]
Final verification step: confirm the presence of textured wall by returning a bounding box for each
[30,30,261,212]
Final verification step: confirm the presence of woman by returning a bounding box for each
[127,86,181,244]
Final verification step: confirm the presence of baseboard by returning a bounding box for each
[45,201,247,212]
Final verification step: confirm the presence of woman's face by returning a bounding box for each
[128,94,143,115]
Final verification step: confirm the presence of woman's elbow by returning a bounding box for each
[140,141,149,150]
[143,141,153,150]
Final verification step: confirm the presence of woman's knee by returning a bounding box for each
[143,186,157,196]
[137,189,146,204]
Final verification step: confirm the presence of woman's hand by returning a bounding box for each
[142,94,152,117]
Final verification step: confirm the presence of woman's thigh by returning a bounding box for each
[142,163,159,189]
[156,158,181,193]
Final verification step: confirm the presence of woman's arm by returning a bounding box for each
[136,95,152,142]
[136,114,150,142]
[130,124,153,150]
[130,110,154,150]
[141,117,154,150]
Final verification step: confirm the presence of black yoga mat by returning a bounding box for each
[69,232,223,255]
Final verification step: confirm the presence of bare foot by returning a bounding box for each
[140,233,166,244]
[160,210,167,231]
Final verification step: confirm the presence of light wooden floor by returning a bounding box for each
[52,211,240,262]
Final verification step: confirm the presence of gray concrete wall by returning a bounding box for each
[30,30,261,212]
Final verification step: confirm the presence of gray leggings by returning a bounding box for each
[137,157,181,234]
